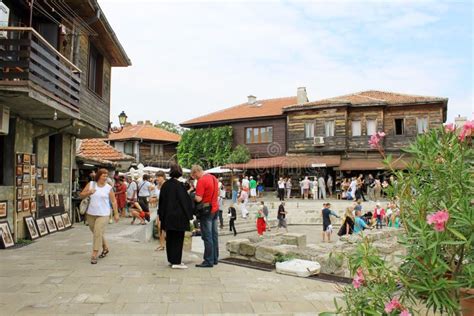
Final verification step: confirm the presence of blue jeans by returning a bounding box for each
[232,190,238,204]
[200,212,219,265]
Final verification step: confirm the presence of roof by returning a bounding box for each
[225,155,341,169]
[284,90,448,111]
[335,157,411,171]
[181,96,298,127]
[107,124,181,142]
[76,139,135,164]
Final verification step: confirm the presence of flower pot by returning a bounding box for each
[460,288,474,316]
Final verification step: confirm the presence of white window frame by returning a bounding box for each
[367,119,377,136]
[416,117,428,134]
[304,122,315,139]
[324,121,335,137]
[351,120,361,136]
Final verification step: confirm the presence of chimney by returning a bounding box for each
[137,121,144,125]
[247,95,257,105]
[297,87,308,104]
[454,115,467,128]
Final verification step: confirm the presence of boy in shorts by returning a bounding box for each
[321,202,340,242]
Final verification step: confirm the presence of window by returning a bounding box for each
[48,134,63,183]
[367,119,377,136]
[124,142,134,155]
[151,144,164,156]
[351,120,361,136]
[245,127,273,144]
[416,117,428,134]
[394,118,404,135]
[324,121,335,137]
[88,44,104,96]
[304,122,315,139]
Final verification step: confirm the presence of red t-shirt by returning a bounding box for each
[195,174,219,213]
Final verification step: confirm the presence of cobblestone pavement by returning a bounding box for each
[0,215,342,315]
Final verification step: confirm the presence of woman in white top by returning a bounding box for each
[80,168,119,264]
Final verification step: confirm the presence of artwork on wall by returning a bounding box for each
[22,174,31,184]
[61,213,72,228]
[49,194,55,207]
[30,200,37,213]
[44,195,50,208]
[16,177,22,187]
[16,154,22,165]
[30,155,35,165]
[31,187,36,198]
[17,201,22,212]
[23,154,30,164]
[16,166,22,176]
[16,189,22,200]
[42,167,48,180]
[0,221,14,249]
[54,194,60,207]
[0,201,7,219]
[37,184,44,196]
[31,177,36,187]
[31,165,35,176]
[22,199,30,212]
[35,218,48,237]
[45,216,57,233]
[22,185,30,197]
[54,215,65,231]
[36,168,42,179]
[22,165,30,174]
[24,216,40,240]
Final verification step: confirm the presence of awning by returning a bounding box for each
[335,157,410,171]
[225,155,341,169]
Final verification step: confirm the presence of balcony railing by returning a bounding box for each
[0,27,81,108]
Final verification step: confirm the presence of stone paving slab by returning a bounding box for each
[0,218,341,315]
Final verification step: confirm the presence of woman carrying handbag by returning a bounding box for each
[80,169,119,264]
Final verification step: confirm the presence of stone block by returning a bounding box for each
[226,239,249,254]
[255,245,286,264]
[239,242,256,257]
[281,233,307,248]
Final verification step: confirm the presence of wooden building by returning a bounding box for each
[0,0,130,241]
[107,121,181,168]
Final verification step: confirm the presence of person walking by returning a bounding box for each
[277,177,285,201]
[126,176,138,217]
[276,202,288,233]
[302,176,310,199]
[80,169,119,264]
[231,178,240,204]
[137,174,153,212]
[318,175,327,200]
[374,202,385,229]
[228,204,237,236]
[374,179,382,201]
[260,201,270,231]
[327,175,333,198]
[249,176,257,202]
[321,202,339,242]
[158,164,193,269]
[114,176,127,217]
[312,177,318,200]
[154,171,166,251]
[192,165,219,268]
[366,174,375,201]
[286,178,292,199]
[256,207,266,237]
[218,177,226,229]
[239,189,249,219]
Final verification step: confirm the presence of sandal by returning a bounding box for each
[155,245,165,251]
[91,256,98,264]
[99,248,109,258]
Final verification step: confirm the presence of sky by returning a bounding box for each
[99,0,473,127]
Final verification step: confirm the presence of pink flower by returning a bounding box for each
[400,310,411,316]
[426,210,449,232]
[459,120,474,141]
[377,131,386,137]
[352,267,365,289]
[369,134,380,149]
[384,298,402,313]
[444,123,456,132]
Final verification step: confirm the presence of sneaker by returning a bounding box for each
[171,264,188,269]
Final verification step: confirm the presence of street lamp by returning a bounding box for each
[109,111,128,133]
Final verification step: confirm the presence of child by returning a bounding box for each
[354,209,371,233]
[260,201,270,231]
[385,202,393,227]
[129,200,150,225]
[276,202,288,233]
[321,202,340,242]
[256,207,266,236]
[228,204,237,236]
[374,202,385,229]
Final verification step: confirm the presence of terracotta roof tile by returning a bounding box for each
[77,139,135,163]
[285,90,447,110]
[107,124,181,142]
[181,96,298,126]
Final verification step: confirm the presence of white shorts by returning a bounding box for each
[250,188,257,197]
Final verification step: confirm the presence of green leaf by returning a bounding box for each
[447,227,467,241]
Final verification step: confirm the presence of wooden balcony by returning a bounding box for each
[0,27,81,112]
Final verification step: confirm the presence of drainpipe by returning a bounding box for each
[69,135,75,222]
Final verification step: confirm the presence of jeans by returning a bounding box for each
[200,212,219,265]
[232,190,238,204]
[218,210,224,228]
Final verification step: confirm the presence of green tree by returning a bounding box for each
[228,144,251,164]
[154,121,184,135]
[177,126,234,169]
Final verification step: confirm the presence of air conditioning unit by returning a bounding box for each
[313,136,325,146]
[0,106,10,135]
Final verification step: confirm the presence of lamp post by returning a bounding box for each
[109,111,127,133]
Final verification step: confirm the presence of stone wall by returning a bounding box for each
[226,228,405,277]
[0,117,73,240]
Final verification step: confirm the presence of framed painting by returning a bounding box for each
[30,155,36,165]
[37,184,44,196]
[22,185,30,197]
[17,200,22,212]
[16,189,22,200]
[24,216,40,240]
[0,201,7,219]
[49,194,55,207]
[22,199,30,212]
[16,154,23,165]
[22,174,31,184]
[16,176,22,187]
[36,168,42,179]
[45,216,57,233]
[54,215,65,231]
[54,194,60,207]
[31,165,36,176]
[31,187,36,198]
[35,218,48,237]
[0,221,14,249]
[61,213,72,228]
[42,167,48,180]
[23,154,30,164]
[22,165,30,174]
[16,166,22,176]
[31,177,36,187]
[30,200,37,213]
[44,195,50,208]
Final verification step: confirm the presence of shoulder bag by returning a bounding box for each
[79,181,96,215]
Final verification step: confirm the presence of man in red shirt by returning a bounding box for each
[192,165,219,268]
